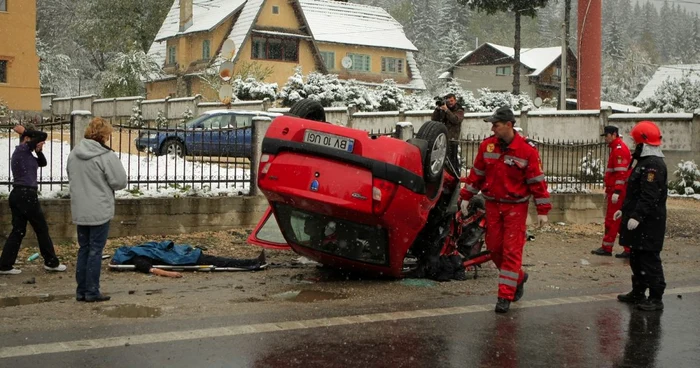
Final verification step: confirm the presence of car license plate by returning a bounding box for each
[303,130,354,153]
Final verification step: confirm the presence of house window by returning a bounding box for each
[347,53,370,72]
[168,46,176,65]
[0,60,7,83]
[0,1,6,12]
[496,66,512,76]
[202,40,211,60]
[251,36,298,62]
[381,57,403,74]
[272,5,279,14]
[320,51,335,70]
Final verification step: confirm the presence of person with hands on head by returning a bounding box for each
[0,124,67,275]
[592,125,632,258]
[459,106,551,313]
[614,121,668,312]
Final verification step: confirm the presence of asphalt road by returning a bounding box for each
[2,283,699,368]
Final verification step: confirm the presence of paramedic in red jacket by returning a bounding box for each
[460,106,552,313]
[591,125,632,258]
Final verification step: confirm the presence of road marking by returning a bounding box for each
[2,285,699,359]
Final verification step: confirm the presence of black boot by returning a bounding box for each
[615,251,631,259]
[85,295,111,303]
[637,299,664,311]
[617,291,646,304]
[591,247,612,256]
[514,273,528,302]
[495,298,511,313]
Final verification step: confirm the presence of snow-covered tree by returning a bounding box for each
[375,79,406,111]
[278,66,306,107]
[181,108,194,124]
[602,45,655,104]
[155,110,168,128]
[0,98,10,119]
[343,79,379,111]
[669,160,700,195]
[477,88,534,112]
[232,77,277,101]
[304,72,345,106]
[100,47,162,97]
[636,73,700,113]
[435,79,484,112]
[128,105,144,128]
[37,36,78,94]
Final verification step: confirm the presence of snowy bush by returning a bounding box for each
[304,72,345,107]
[343,79,379,111]
[128,105,144,128]
[478,88,535,112]
[0,98,9,118]
[181,108,194,124]
[232,76,277,101]
[155,110,168,129]
[278,66,306,107]
[636,74,700,113]
[578,151,605,181]
[669,160,700,195]
[435,80,485,112]
[404,93,434,110]
[375,79,406,111]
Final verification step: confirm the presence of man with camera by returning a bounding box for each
[431,93,465,172]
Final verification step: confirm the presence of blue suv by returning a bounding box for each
[134,110,281,158]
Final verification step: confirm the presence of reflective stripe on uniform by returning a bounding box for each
[606,168,614,173]
[602,241,615,246]
[526,174,545,184]
[499,278,519,287]
[482,195,531,204]
[500,270,519,279]
[484,152,501,159]
[613,167,627,172]
[472,168,485,176]
[465,184,479,194]
[504,155,529,168]
[535,197,550,205]
[615,180,625,185]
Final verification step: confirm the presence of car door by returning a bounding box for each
[229,114,253,157]
[201,114,233,156]
[247,207,292,250]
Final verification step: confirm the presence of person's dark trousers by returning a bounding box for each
[447,141,461,173]
[75,222,110,299]
[630,249,666,300]
[0,186,60,271]
[197,254,259,268]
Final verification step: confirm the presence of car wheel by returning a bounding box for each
[161,139,185,158]
[289,98,326,122]
[415,121,448,184]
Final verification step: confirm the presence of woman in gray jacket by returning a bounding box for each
[67,117,127,302]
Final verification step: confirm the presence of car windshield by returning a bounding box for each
[184,115,209,129]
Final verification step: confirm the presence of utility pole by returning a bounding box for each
[560,0,571,110]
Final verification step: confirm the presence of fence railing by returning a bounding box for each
[1,118,253,197]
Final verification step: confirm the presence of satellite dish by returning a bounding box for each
[533,97,543,108]
[219,61,234,81]
[219,84,233,105]
[341,56,353,69]
[221,39,236,60]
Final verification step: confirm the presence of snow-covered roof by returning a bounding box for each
[298,0,417,51]
[154,0,246,42]
[634,64,700,102]
[485,43,563,76]
[405,52,426,90]
[228,0,265,63]
[566,98,642,113]
[452,50,474,68]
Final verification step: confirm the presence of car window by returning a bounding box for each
[234,115,252,129]
[201,115,232,130]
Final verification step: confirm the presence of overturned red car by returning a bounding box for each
[248,100,488,278]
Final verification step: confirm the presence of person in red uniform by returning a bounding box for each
[460,106,552,313]
[592,126,632,258]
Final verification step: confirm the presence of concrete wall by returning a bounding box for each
[0,194,602,245]
[0,196,269,245]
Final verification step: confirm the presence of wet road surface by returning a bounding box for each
[2,285,700,367]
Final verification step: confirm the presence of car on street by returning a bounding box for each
[134,110,282,158]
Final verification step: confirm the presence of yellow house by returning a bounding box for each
[146,0,425,100]
[0,0,41,112]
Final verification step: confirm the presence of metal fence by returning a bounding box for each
[1,117,253,196]
[458,135,608,191]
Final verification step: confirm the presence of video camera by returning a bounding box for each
[434,96,446,107]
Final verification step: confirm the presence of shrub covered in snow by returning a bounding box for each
[278,66,306,107]
[181,108,194,124]
[578,151,605,181]
[636,75,700,113]
[478,88,535,112]
[435,80,485,112]
[343,79,379,111]
[375,79,406,111]
[155,110,168,128]
[669,160,700,195]
[232,77,277,101]
[0,98,9,119]
[128,105,144,128]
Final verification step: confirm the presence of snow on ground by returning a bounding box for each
[1,137,250,198]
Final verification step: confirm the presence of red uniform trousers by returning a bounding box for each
[485,201,528,301]
[602,193,630,253]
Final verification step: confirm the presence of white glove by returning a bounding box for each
[613,210,622,221]
[537,215,548,227]
[627,218,639,230]
[611,193,619,204]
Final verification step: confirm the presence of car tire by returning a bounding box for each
[289,99,326,122]
[161,139,185,158]
[415,121,448,184]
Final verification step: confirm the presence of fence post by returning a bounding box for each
[164,96,170,123]
[347,105,357,128]
[250,117,272,196]
[71,110,92,149]
[395,122,414,140]
[599,106,613,135]
[692,109,700,162]
[398,108,406,123]
[111,98,117,120]
[193,94,202,117]
[519,106,529,136]
[262,98,271,112]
